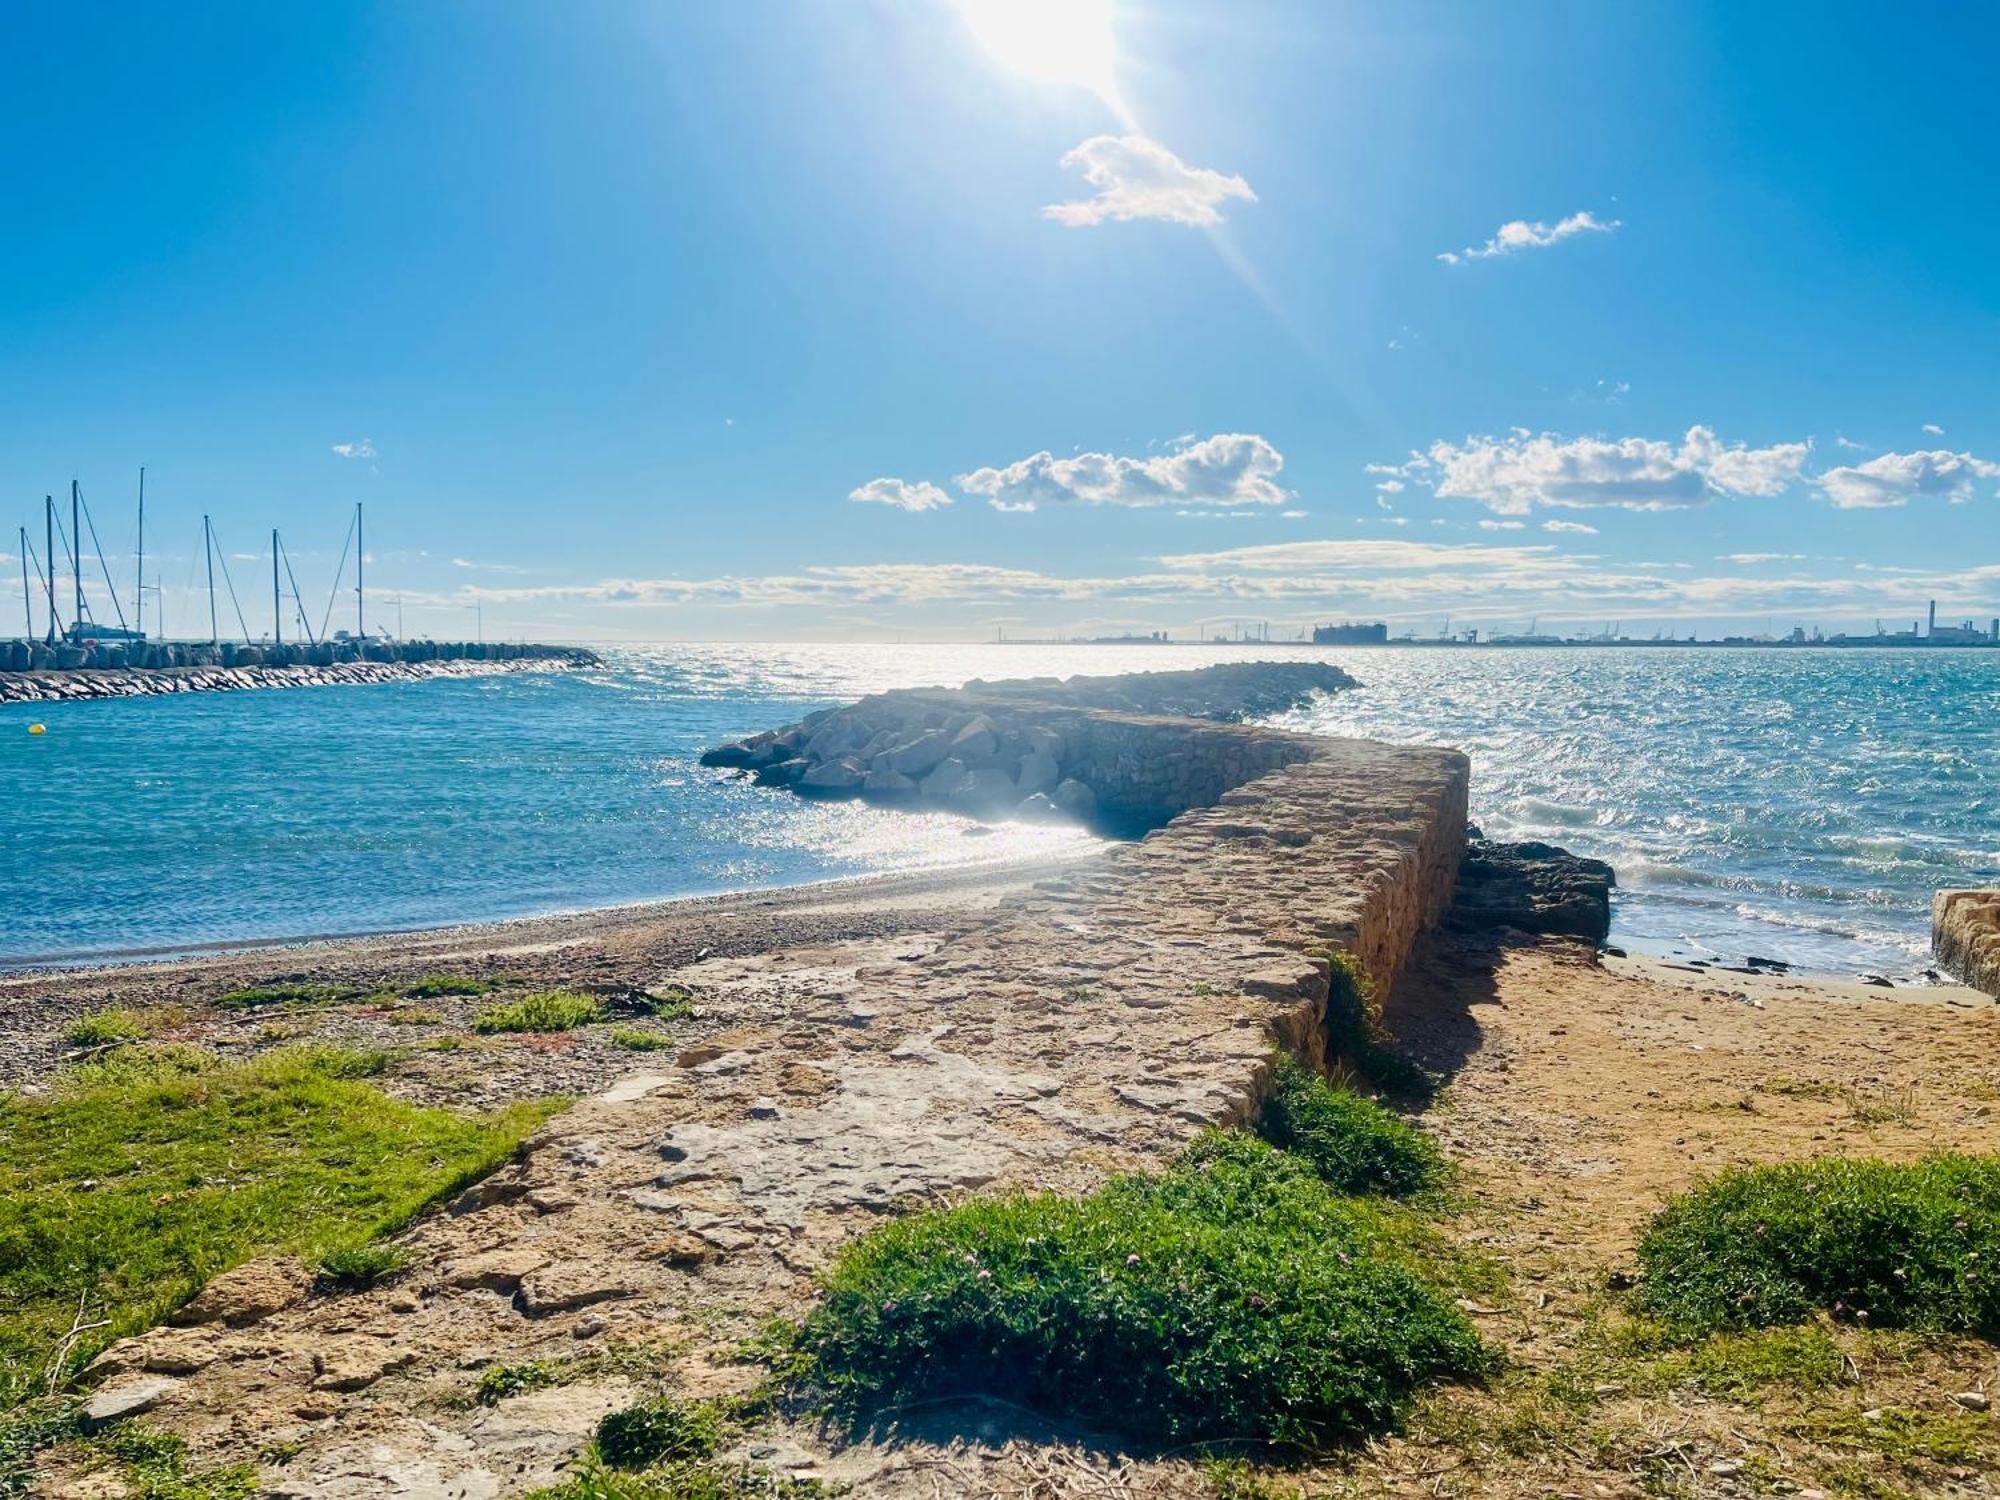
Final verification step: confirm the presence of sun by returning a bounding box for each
[959,0,1121,106]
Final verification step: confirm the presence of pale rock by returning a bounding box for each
[81,1375,180,1429]
[1052,778,1098,822]
[444,1249,547,1293]
[1015,748,1059,796]
[170,1257,310,1328]
[919,758,972,802]
[886,729,953,776]
[518,1264,638,1317]
[861,765,918,798]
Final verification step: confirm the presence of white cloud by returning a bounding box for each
[848,477,954,513]
[1718,553,1805,564]
[331,439,376,460]
[1922,423,1945,436]
[1816,449,2000,509]
[1541,520,1598,534]
[1438,210,1619,265]
[958,432,1289,512]
[1378,426,1811,514]
[451,557,527,574]
[1043,135,1256,228]
[1835,434,1871,451]
[1374,478,1406,494]
[1478,519,1526,530]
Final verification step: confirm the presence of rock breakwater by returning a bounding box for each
[1935,889,2000,998]
[702,660,1357,831]
[0,641,598,704]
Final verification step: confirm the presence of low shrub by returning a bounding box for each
[596,1395,727,1469]
[526,1461,824,1500]
[385,1007,446,1027]
[404,975,493,998]
[640,986,695,1021]
[1257,1055,1443,1197]
[608,1028,673,1053]
[214,983,355,1010]
[1634,1154,2000,1334]
[792,1132,1487,1449]
[316,1243,412,1292]
[477,1360,562,1405]
[62,1008,151,1048]
[473,991,606,1034]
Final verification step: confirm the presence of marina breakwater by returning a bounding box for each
[0,640,598,704]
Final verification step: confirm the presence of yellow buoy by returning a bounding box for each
[27,723,45,735]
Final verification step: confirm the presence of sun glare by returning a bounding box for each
[959,0,1121,107]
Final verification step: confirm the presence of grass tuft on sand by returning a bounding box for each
[473,990,606,1034]
[1635,1153,2000,1334]
[61,1009,153,1048]
[788,1131,1488,1450]
[1257,1054,1444,1197]
[0,1044,560,1402]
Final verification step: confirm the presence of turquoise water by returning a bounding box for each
[4,645,1996,974]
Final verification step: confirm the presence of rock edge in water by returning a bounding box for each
[701,661,1358,830]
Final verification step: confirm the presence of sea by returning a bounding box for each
[3,644,1995,976]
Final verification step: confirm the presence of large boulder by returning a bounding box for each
[951,766,1018,815]
[862,765,919,800]
[797,757,866,798]
[753,757,808,788]
[949,715,999,763]
[1016,748,1060,797]
[1448,839,1615,942]
[1052,778,1098,823]
[888,729,954,777]
[920,758,973,802]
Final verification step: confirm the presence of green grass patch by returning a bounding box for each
[62,1009,152,1048]
[385,1007,446,1027]
[315,1242,412,1292]
[1257,1054,1444,1197]
[609,1028,674,1053]
[640,986,695,1021]
[0,1044,561,1403]
[526,1461,825,1500]
[1637,1322,1848,1400]
[476,1360,563,1405]
[473,990,606,1034]
[596,1395,728,1469]
[213,983,355,1011]
[790,1131,1488,1450]
[86,1425,257,1499]
[1795,1405,1994,1466]
[1313,950,1433,1099]
[403,975,493,998]
[1635,1154,2000,1335]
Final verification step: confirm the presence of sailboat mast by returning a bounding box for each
[204,514,218,645]
[272,529,282,646]
[135,467,146,640]
[18,526,30,639]
[355,502,364,640]
[44,496,56,645]
[71,480,82,640]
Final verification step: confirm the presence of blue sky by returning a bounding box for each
[3,0,1996,642]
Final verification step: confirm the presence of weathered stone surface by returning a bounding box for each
[443,1249,547,1293]
[517,1265,638,1317]
[312,1339,417,1392]
[80,1375,179,1428]
[1935,890,2000,997]
[170,1258,310,1328]
[1449,839,1615,942]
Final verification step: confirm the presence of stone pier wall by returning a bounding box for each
[0,649,598,706]
[1936,889,2000,999]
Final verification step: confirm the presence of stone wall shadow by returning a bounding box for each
[1379,925,1505,1093]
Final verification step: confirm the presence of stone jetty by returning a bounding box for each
[0,640,598,705]
[60,664,1469,1495]
[701,660,1358,830]
[1935,889,2000,998]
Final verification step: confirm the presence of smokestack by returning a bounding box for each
[1929,599,1937,637]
